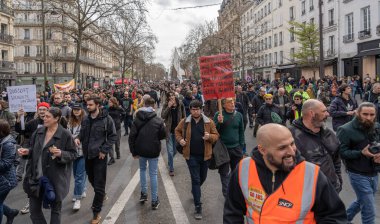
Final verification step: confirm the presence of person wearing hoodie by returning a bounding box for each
[223,124,347,224]
[128,97,166,210]
[329,84,357,131]
[0,119,19,224]
[290,99,343,193]
[74,95,117,224]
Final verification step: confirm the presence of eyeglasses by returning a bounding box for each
[294,98,302,101]
[54,98,61,100]
[265,98,273,100]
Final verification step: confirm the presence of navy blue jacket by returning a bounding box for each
[329,96,357,131]
[0,135,17,193]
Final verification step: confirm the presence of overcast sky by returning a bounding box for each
[147,0,220,69]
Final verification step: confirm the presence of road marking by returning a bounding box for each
[158,156,190,224]
[103,168,140,224]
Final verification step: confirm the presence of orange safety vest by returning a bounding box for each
[238,158,319,224]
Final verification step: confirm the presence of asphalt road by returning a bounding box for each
[3,115,380,224]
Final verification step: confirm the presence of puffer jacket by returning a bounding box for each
[0,135,17,193]
[129,108,166,158]
[290,119,342,192]
[79,110,117,159]
[175,114,219,161]
[329,95,357,131]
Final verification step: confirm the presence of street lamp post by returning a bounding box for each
[41,0,48,91]
[319,0,325,79]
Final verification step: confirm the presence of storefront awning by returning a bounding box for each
[355,48,380,57]
[273,64,296,70]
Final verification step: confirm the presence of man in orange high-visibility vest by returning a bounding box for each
[223,123,347,224]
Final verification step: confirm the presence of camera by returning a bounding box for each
[369,142,380,172]
[369,142,380,154]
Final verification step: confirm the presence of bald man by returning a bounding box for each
[223,124,347,224]
[289,99,342,193]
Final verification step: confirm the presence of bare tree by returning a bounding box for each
[47,0,146,86]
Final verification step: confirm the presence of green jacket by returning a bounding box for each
[213,110,245,149]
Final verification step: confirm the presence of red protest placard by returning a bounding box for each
[199,54,235,100]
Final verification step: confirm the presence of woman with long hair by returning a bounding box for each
[68,104,87,211]
[107,97,126,165]
[0,119,19,224]
[18,107,77,224]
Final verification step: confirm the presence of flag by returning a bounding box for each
[54,79,75,92]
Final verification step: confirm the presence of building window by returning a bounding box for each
[268,36,272,48]
[269,53,272,65]
[46,46,49,56]
[302,1,306,15]
[279,0,282,7]
[268,3,271,13]
[63,63,67,73]
[361,6,371,31]
[62,46,67,54]
[328,35,334,55]
[24,29,30,39]
[310,18,315,24]
[310,0,314,11]
[345,13,354,41]
[264,6,267,16]
[37,63,42,73]
[24,63,30,73]
[290,48,295,62]
[290,27,295,42]
[328,9,334,26]
[47,63,52,73]
[36,45,42,56]
[274,52,278,64]
[264,37,267,49]
[24,46,30,56]
[289,6,295,20]
[274,34,278,47]
[280,51,284,64]
[279,32,283,45]
[46,29,52,39]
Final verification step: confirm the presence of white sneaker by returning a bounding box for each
[72,198,76,202]
[81,192,86,198]
[73,200,81,211]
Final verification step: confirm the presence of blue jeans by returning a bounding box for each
[139,157,159,202]
[347,171,378,224]
[73,157,87,199]
[186,155,209,207]
[166,133,177,172]
[0,190,11,224]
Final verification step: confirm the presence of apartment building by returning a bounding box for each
[0,0,15,92]
[340,0,380,81]
[13,1,120,90]
[242,0,341,80]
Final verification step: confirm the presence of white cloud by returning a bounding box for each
[147,0,220,69]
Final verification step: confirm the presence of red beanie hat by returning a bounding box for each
[37,102,50,109]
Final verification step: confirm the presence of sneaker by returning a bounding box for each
[103,194,108,202]
[152,198,160,210]
[194,206,202,220]
[20,202,29,214]
[81,192,87,198]
[72,198,76,202]
[108,158,115,165]
[139,192,148,203]
[91,213,101,224]
[73,200,81,211]
[5,208,19,224]
[169,171,174,176]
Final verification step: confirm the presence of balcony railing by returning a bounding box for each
[358,29,371,40]
[343,0,353,3]
[0,4,14,16]
[343,33,354,43]
[24,54,30,57]
[0,33,13,44]
[0,61,15,70]
[377,25,380,35]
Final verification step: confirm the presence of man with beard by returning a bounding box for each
[290,99,342,192]
[74,96,117,224]
[51,92,71,119]
[337,102,380,224]
[224,124,347,223]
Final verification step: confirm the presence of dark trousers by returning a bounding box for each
[29,196,62,224]
[248,107,254,126]
[124,115,132,135]
[253,117,259,137]
[186,155,209,207]
[85,156,107,215]
[109,129,121,159]
[218,146,243,197]
[0,190,11,224]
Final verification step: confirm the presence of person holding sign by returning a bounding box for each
[213,98,245,198]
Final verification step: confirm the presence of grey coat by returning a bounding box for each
[23,125,77,201]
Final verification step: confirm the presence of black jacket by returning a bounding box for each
[108,106,126,130]
[256,103,284,125]
[79,110,117,159]
[129,109,166,158]
[252,94,265,114]
[329,96,357,131]
[223,150,347,224]
[290,119,342,192]
[23,125,77,201]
